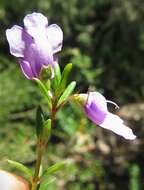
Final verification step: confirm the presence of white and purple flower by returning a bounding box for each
[6,12,63,79]
[79,92,136,140]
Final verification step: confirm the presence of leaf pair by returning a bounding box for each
[34,64,76,110]
[53,63,76,107]
[7,160,67,189]
[39,161,67,190]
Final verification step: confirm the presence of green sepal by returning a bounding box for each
[53,63,61,92]
[36,106,44,138]
[42,161,66,178]
[33,78,52,109]
[42,119,51,143]
[40,66,53,81]
[39,177,56,190]
[60,63,73,92]
[57,81,76,107]
[7,160,32,179]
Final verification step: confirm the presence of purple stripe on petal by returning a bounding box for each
[19,59,35,79]
[84,106,107,125]
[23,44,40,77]
[23,40,53,77]
[84,92,108,125]
[30,37,54,66]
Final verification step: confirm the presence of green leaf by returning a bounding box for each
[39,177,56,190]
[7,160,32,178]
[57,81,76,107]
[39,164,43,178]
[46,79,51,91]
[60,63,73,92]
[33,78,52,109]
[42,119,51,143]
[53,63,61,91]
[42,161,66,177]
[36,106,44,138]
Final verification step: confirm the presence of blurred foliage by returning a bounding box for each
[0,0,144,189]
[129,164,140,190]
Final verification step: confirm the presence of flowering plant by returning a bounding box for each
[5,12,136,190]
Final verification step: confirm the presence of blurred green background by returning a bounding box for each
[0,0,144,189]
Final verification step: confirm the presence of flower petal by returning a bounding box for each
[84,92,108,124]
[23,13,54,67]
[22,40,53,78]
[24,12,48,29]
[23,12,49,39]
[87,92,108,112]
[100,113,136,140]
[47,24,63,53]
[19,59,35,79]
[6,25,25,57]
[84,106,107,125]
[31,38,54,66]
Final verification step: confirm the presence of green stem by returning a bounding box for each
[31,105,56,190]
[31,182,37,190]
[31,141,44,190]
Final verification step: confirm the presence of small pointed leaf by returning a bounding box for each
[7,160,32,178]
[36,106,44,138]
[39,177,56,190]
[53,63,61,91]
[43,119,51,143]
[33,78,52,109]
[57,81,76,107]
[42,161,66,177]
[60,63,73,92]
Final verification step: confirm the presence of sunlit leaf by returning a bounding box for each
[39,177,56,190]
[42,161,66,177]
[42,119,51,143]
[33,78,52,109]
[53,63,61,94]
[7,160,32,179]
[57,81,76,107]
[60,63,73,92]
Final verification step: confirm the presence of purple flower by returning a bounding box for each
[6,12,63,79]
[84,92,136,140]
